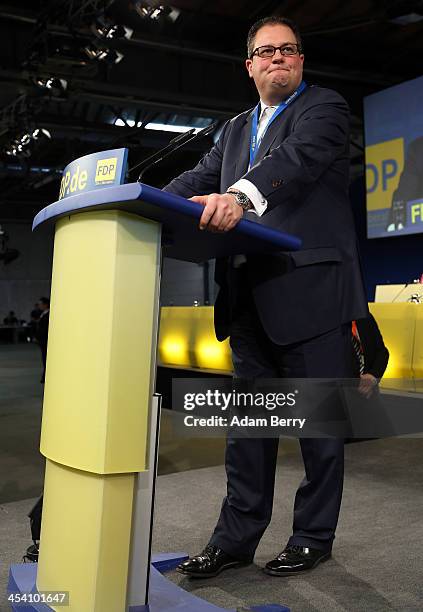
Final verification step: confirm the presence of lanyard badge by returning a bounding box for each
[249,80,307,168]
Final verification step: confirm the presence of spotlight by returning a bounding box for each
[32,128,51,141]
[92,19,133,40]
[33,77,68,95]
[133,1,180,22]
[84,43,124,64]
[10,134,32,158]
[20,133,31,146]
[3,129,51,158]
[3,127,52,158]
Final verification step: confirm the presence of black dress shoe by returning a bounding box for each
[176,544,246,578]
[264,545,331,576]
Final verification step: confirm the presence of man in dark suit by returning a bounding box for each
[165,16,368,577]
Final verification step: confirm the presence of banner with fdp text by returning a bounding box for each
[58,148,128,200]
[364,76,423,239]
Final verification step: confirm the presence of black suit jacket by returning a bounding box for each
[165,85,368,344]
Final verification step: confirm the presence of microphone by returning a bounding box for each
[130,122,218,182]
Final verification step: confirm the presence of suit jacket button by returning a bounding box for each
[272,179,283,188]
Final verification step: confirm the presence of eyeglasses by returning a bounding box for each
[250,44,300,59]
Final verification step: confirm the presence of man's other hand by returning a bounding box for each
[190,193,243,232]
[358,373,378,399]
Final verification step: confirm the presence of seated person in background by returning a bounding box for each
[3,310,18,325]
[352,312,389,398]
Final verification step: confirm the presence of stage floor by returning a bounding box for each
[1,344,423,611]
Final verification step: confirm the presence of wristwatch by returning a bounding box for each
[226,189,253,211]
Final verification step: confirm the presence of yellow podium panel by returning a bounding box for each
[37,459,135,611]
[369,303,417,381]
[40,211,161,474]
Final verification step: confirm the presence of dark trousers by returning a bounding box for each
[209,299,352,560]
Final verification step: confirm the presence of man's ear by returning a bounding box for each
[245,58,253,78]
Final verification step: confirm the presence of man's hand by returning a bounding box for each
[358,373,378,399]
[190,193,243,232]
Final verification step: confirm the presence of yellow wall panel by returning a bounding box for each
[159,304,421,392]
[158,306,232,373]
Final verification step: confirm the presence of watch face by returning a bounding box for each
[228,190,250,209]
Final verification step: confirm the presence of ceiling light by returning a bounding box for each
[390,12,423,24]
[33,76,68,95]
[145,122,202,133]
[3,128,52,159]
[32,128,51,140]
[20,133,31,146]
[114,118,138,127]
[46,77,68,92]
[84,43,124,64]
[133,1,180,22]
[93,21,133,40]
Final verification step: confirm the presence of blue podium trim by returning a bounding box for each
[138,184,300,250]
[8,555,290,612]
[32,182,301,255]
[33,182,143,229]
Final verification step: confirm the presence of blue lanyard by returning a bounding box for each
[249,80,307,168]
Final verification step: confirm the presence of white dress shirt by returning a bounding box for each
[230,102,277,216]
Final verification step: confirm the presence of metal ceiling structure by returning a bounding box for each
[0,0,422,221]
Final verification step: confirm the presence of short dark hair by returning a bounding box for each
[247,16,303,58]
[40,297,50,307]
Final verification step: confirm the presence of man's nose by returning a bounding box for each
[272,49,285,61]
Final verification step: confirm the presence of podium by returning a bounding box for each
[8,180,300,612]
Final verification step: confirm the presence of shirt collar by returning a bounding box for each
[259,101,278,122]
[259,101,276,113]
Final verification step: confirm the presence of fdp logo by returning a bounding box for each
[95,157,118,184]
[365,138,404,211]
